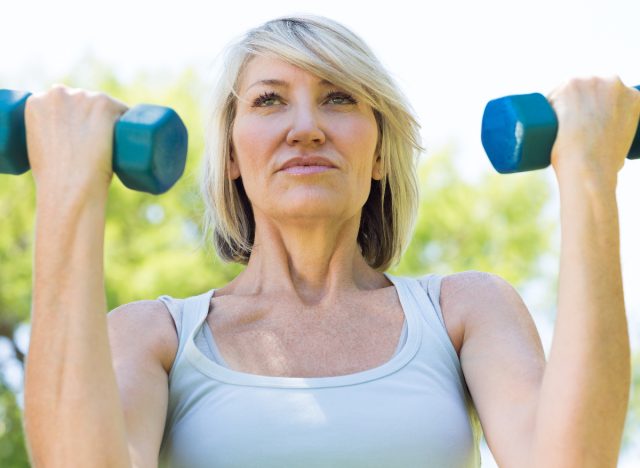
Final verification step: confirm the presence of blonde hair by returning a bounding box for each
[199,14,423,271]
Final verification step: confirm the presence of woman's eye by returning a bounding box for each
[251,90,358,108]
[326,91,358,105]
[252,91,282,107]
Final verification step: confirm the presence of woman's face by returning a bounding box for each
[230,55,381,225]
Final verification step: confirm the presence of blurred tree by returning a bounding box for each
[8,56,634,466]
[0,379,29,467]
[391,148,555,287]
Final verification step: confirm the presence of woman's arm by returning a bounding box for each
[529,164,627,466]
[450,77,640,468]
[25,193,132,467]
[22,86,132,467]
[529,77,640,467]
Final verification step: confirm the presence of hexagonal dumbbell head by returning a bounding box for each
[114,105,188,195]
[628,85,640,160]
[0,89,188,195]
[0,89,32,175]
[481,93,558,174]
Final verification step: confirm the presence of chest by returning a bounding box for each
[205,290,407,378]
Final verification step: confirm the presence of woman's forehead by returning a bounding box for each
[238,55,335,92]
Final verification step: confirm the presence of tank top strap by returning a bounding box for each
[418,273,447,329]
[400,273,463,380]
[180,289,214,341]
[158,289,214,380]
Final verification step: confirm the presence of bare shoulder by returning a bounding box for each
[438,270,532,355]
[441,271,546,465]
[440,270,525,313]
[106,300,179,466]
[107,299,179,374]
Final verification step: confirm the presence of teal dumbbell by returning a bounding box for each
[0,89,188,194]
[481,85,640,173]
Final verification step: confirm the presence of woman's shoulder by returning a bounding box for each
[440,270,505,294]
[435,270,519,356]
[440,270,522,311]
[107,299,180,375]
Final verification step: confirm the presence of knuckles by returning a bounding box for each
[26,84,125,118]
[547,75,635,116]
[560,75,626,98]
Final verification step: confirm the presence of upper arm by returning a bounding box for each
[107,300,179,468]
[441,271,546,468]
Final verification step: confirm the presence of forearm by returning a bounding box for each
[23,193,131,467]
[531,174,630,467]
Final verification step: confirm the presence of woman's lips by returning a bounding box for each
[281,165,336,175]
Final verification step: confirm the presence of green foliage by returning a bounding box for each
[60,59,244,305]
[0,174,35,328]
[392,150,555,288]
[0,380,29,468]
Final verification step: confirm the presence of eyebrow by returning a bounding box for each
[246,78,335,91]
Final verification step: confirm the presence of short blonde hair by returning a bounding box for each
[199,14,423,271]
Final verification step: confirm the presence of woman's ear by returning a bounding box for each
[228,148,241,180]
[371,154,383,180]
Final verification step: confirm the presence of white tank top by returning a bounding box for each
[157,273,482,467]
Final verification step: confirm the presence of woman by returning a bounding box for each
[22,14,639,468]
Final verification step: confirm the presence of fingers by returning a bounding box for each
[546,75,632,102]
[40,83,129,117]
[545,75,635,124]
[25,84,131,195]
[545,75,639,181]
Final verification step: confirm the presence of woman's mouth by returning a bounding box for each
[281,165,335,175]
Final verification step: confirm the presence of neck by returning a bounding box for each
[225,211,388,305]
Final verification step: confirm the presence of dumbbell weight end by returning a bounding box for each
[114,105,188,195]
[0,89,188,194]
[481,85,640,174]
[0,90,31,175]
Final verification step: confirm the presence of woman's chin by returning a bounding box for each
[278,206,346,222]
[272,199,353,224]
[252,189,365,225]
[281,190,346,209]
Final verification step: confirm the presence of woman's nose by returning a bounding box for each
[286,103,326,146]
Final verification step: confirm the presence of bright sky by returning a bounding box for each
[3,0,640,464]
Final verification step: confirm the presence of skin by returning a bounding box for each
[222,59,640,466]
[453,77,640,467]
[221,55,387,305]
[22,57,640,466]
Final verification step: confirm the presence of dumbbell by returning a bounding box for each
[481,85,640,173]
[0,89,188,194]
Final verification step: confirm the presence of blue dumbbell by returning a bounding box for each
[481,85,640,173]
[0,89,188,194]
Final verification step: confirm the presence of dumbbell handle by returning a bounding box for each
[0,89,188,194]
[481,85,640,173]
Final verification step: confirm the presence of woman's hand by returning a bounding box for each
[547,76,640,188]
[25,84,129,200]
